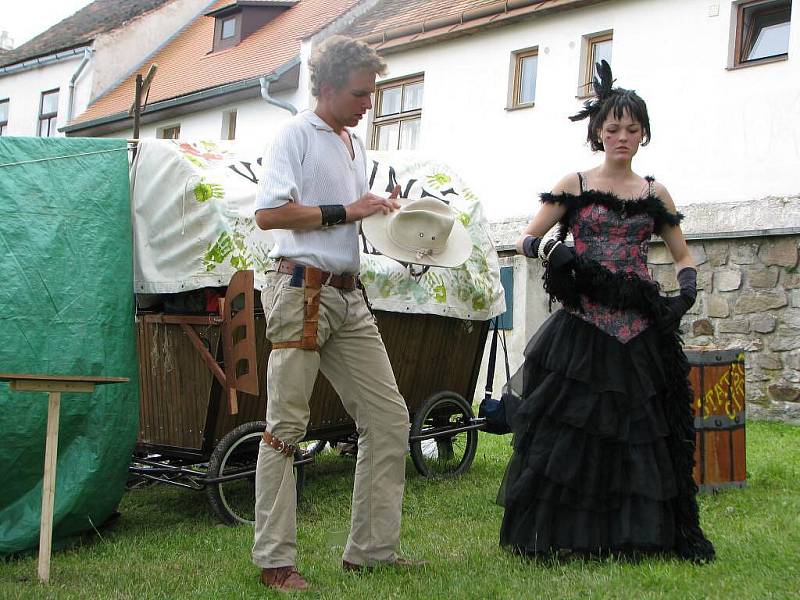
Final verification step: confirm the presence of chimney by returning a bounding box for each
[0,31,14,51]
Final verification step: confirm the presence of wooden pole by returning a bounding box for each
[132,74,142,151]
[38,391,61,583]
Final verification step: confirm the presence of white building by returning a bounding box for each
[340,0,799,221]
[0,0,211,138]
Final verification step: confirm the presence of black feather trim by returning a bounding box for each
[542,257,716,563]
[540,184,684,237]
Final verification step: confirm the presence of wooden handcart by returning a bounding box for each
[130,270,490,524]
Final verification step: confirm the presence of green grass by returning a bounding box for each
[2,421,800,599]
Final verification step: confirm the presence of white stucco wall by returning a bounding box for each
[108,89,301,153]
[351,0,800,221]
[0,53,92,137]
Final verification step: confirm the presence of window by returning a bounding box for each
[0,99,8,136]
[212,12,241,51]
[38,89,59,137]
[157,125,181,139]
[732,0,791,67]
[221,110,237,140]
[580,32,612,96]
[221,16,237,39]
[371,76,423,151]
[508,48,538,109]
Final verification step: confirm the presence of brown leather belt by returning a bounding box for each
[276,258,356,291]
[263,430,297,457]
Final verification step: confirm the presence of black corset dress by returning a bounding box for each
[498,179,715,562]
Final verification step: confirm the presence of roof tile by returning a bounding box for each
[73,0,360,125]
[0,0,174,68]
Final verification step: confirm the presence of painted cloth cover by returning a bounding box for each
[130,139,505,321]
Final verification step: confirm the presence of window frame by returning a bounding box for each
[730,0,791,69]
[369,74,424,151]
[38,88,60,137]
[213,11,242,52]
[157,124,181,140]
[578,31,613,98]
[507,47,539,110]
[0,98,8,136]
[221,109,237,140]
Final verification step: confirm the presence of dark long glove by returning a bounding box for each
[657,267,697,333]
[522,236,576,270]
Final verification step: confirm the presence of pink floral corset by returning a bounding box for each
[568,203,654,343]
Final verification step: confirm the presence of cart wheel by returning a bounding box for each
[298,439,327,456]
[410,392,478,478]
[206,421,306,525]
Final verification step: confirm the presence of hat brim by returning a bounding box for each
[361,201,473,268]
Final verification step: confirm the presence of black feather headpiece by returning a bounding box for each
[569,59,616,122]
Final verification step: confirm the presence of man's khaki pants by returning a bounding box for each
[252,271,410,569]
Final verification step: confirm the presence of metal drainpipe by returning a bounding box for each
[259,74,297,115]
[67,48,92,123]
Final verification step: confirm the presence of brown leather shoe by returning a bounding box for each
[260,566,310,592]
[342,557,428,572]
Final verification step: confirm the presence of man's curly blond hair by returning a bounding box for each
[309,36,386,97]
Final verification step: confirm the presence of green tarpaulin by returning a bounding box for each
[0,137,139,556]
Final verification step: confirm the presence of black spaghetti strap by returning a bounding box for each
[645,175,655,197]
[577,172,586,193]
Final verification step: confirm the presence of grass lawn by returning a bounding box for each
[2,420,799,599]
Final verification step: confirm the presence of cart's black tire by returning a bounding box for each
[410,392,478,478]
[206,420,305,526]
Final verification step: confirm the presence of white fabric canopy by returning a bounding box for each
[130,139,505,321]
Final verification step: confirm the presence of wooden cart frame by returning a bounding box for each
[130,271,491,524]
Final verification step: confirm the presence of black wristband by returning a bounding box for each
[677,266,698,304]
[522,236,541,258]
[320,204,347,227]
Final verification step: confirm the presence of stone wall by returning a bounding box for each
[649,235,800,424]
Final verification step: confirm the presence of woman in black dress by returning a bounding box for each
[498,61,714,562]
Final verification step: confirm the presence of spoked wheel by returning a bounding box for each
[410,392,478,478]
[206,421,305,525]
[297,438,327,456]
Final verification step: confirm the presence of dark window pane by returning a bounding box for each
[375,122,399,151]
[399,118,420,150]
[378,86,401,117]
[402,82,424,111]
[591,39,612,76]
[519,55,538,104]
[41,91,59,116]
[221,17,236,39]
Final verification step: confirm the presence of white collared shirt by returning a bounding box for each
[255,110,369,274]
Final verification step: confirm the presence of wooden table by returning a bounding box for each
[0,373,129,583]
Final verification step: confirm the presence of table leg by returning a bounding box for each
[38,391,61,584]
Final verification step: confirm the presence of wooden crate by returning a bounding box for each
[686,347,746,493]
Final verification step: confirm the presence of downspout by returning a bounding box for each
[67,48,92,122]
[259,74,297,115]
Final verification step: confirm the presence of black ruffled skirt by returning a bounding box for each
[498,310,684,557]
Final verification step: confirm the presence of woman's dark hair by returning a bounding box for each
[570,60,651,152]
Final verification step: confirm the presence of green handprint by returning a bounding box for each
[426,172,451,187]
[204,232,233,271]
[194,178,225,202]
[424,271,447,303]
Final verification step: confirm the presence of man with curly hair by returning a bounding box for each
[252,35,418,592]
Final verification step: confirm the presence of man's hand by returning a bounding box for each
[346,185,401,221]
